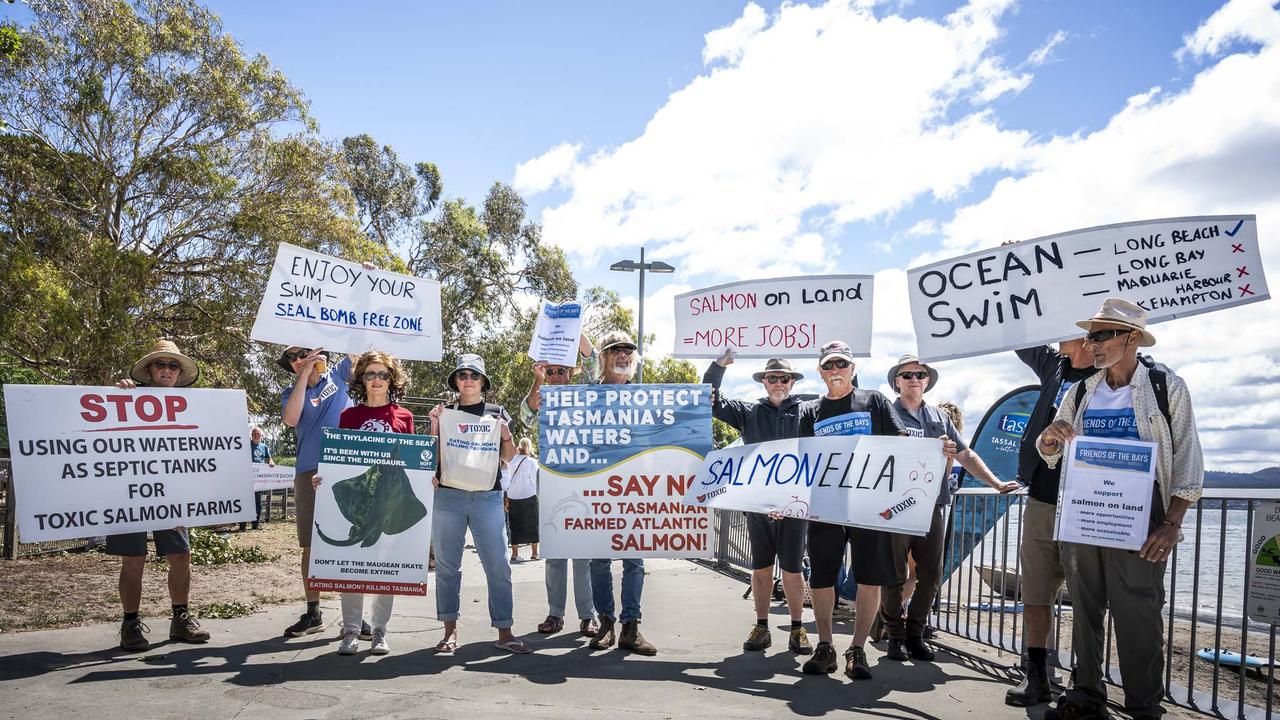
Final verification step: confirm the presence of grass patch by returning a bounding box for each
[188,528,278,566]
[197,600,257,619]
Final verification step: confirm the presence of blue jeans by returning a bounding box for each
[546,558,594,620]
[590,558,644,623]
[432,487,513,629]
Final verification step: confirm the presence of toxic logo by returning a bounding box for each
[456,423,490,434]
[998,413,1029,438]
[880,495,918,520]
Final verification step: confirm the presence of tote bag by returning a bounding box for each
[439,407,502,491]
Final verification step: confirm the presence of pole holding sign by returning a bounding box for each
[1054,437,1157,551]
[527,300,584,367]
[907,215,1268,362]
[673,275,874,359]
[249,242,443,361]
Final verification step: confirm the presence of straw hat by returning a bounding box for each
[1075,297,1156,347]
[130,339,199,387]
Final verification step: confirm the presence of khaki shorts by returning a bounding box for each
[294,469,316,548]
[1020,497,1067,606]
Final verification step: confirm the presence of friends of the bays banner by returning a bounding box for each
[307,428,437,596]
[907,215,1267,362]
[673,275,874,358]
[684,435,946,536]
[250,242,444,361]
[538,384,713,558]
[3,384,254,542]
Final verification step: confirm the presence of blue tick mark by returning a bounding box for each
[1225,220,1244,237]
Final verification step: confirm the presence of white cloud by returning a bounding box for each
[703,2,768,65]
[1178,0,1280,61]
[512,142,581,195]
[1024,29,1069,67]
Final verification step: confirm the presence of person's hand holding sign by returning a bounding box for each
[1038,419,1075,454]
[715,347,737,367]
[940,435,958,462]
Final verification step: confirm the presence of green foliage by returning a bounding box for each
[187,528,277,566]
[0,25,19,61]
[197,600,256,619]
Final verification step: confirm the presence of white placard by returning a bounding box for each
[1248,502,1280,625]
[685,435,946,536]
[673,275,874,359]
[438,408,501,491]
[3,384,254,541]
[253,463,295,491]
[907,215,1268,362]
[527,300,583,366]
[1055,436,1158,551]
[249,242,443,361]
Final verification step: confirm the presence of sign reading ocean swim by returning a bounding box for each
[674,275,875,358]
[250,242,443,361]
[907,215,1268,362]
[3,384,254,542]
[685,436,946,536]
[538,384,712,558]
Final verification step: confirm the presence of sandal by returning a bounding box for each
[434,637,457,653]
[495,638,532,654]
[537,615,564,634]
[579,618,599,637]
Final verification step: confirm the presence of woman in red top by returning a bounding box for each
[313,350,414,656]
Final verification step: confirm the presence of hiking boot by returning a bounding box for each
[885,638,909,661]
[1044,699,1111,720]
[788,626,813,655]
[619,621,657,656]
[370,627,390,655]
[1005,660,1052,706]
[743,624,772,651]
[338,629,359,655]
[589,615,616,650]
[169,611,210,643]
[905,636,935,661]
[844,645,873,680]
[119,618,150,652]
[284,612,324,637]
[801,641,838,674]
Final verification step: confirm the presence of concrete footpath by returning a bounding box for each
[0,552,1185,720]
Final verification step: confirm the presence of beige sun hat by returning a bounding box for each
[130,339,200,387]
[1075,297,1156,347]
[886,353,938,393]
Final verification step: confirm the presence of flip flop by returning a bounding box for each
[494,638,532,654]
[434,638,457,653]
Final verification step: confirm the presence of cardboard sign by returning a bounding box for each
[673,275,874,358]
[528,300,584,367]
[3,384,254,542]
[907,215,1267,361]
[685,435,946,536]
[253,463,295,491]
[1248,501,1280,625]
[538,384,713,558]
[1055,437,1157,551]
[249,242,443,361]
[438,408,501,491]
[307,428,436,596]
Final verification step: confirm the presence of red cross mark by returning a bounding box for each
[1237,266,1250,278]
[1232,243,1245,253]
[1239,284,1255,297]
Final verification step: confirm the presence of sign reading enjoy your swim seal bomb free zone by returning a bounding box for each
[3,384,254,542]
[250,242,443,361]
[537,384,713,558]
[307,428,437,596]
[906,215,1267,362]
[673,275,875,359]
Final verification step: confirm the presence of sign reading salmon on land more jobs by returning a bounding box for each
[250,242,443,361]
[673,275,874,359]
[907,215,1268,362]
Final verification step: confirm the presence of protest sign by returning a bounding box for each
[253,463,295,491]
[3,384,253,542]
[1248,502,1280,624]
[538,384,713,558]
[527,300,584,367]
[907,215,1268,362]
[1055,437,1157,551]
[307,428,436,596]
[249,242,443,361]
[684,435,945,536]
[673,275,874,358]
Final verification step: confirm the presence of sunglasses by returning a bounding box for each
[820,359,851,371]
[546,367,571,377]
[609,347,635,356]
[362,370,391,381]
[455,370,484,381]
[762,375,792,385]
[285,349,312,362]
[897,371,930,380]
[151,360,182,371]
[1085,329,1132,343]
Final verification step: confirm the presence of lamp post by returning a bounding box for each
[609,246,675,383]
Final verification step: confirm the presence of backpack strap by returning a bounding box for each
[1138,355,1173,439]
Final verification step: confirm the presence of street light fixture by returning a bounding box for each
[609,246,675,383]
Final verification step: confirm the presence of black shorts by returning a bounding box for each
[104,528,190,557]
[807,521,904,588]
[746,512,807,573]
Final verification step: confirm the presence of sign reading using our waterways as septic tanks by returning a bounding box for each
[906,215,1267,362]
[537,384,713,558]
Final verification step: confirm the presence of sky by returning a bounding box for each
[5,0,1279,472]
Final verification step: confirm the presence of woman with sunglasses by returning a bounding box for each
[427,354,529,654]
[311,350,414,656]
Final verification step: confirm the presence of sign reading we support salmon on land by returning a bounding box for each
[538,384,713,558]
[685,436,946,536]
[3,384,254,542]
[527,300,583,367]
[907,215,1268,362]
[674,275,874,358]
[250,242,443,361]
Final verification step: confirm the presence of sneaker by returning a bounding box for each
[743,624,772,651]
[788,626,813,655]
[169,611,211,643]
[905,636,935,661]
[284,612,324,637]
[885,638,909,661]
[359,620,372,641]
[338,629,359,655]
[1044,699,1111,720]
[119,618,150,652]
[370,627,390,655]
[844,645,873,680]
[801,641,838,674]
